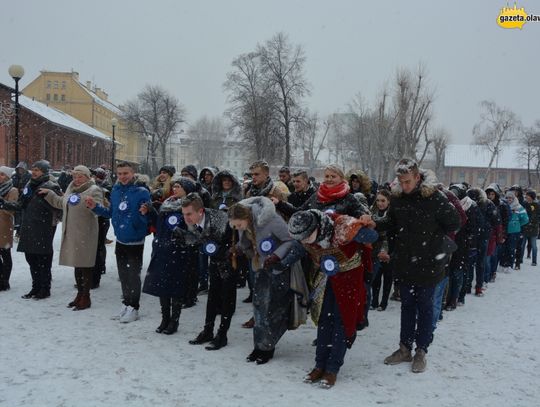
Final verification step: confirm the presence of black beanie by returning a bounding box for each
[181,165,198,181]
[173,176,197,194]
[159,165,176,177]
[449,183,467,200]
[32,160,50,175]
[288,210,319,241]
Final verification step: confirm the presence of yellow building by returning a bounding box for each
[23,70,144,166]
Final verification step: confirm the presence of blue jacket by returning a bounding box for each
[93,181,150,243]
[507,205,529,234]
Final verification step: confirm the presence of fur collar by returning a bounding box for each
[239,196,276,229]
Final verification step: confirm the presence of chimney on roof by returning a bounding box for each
[71,71,79,81]
[86,81,92,90]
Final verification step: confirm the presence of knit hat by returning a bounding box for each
[31,160,50,175]
[73,165,91,178]
[288,210,319,241]
[506,190,516,199]
[526,190,537,200]
[0,166,14,177]
[449,183,467,200]
[159,165,176,177]
[181,165,198,181]
[172,176,197,194]
[93,167,107,180]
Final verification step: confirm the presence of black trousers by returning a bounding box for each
[115,243,144,310]
[24,252,53,293]
[205,261,237,332]
[93,217,110,286]
[0,248,13,284]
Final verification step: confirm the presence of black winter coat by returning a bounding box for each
[287,185,317,209]
[143,198,198,298]
[379,182,460,286]
[2,176,62,254]
[450,202,481,271]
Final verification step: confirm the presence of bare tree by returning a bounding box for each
[295,112,331,170]
[190,116,227,167]
[473,100,519,188]
[392,66,434,162]
[257,32,310,166]
[518,120,540,187]
[224,52,282,162]
[432,127,449,177]
[124,85,185,175]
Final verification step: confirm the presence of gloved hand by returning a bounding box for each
[263,254,281,269]
[364,271,373,285]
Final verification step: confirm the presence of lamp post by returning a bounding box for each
[111,117,118,180]
[8,65,24,165]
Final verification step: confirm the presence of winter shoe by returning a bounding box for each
[255,349,275,365]
[68,293,82,308]
[155,318,170,333]
[33,289,50,300]
[242,317,255,329]
[411,349,427,373]
[111,305,128,320]
[475,288,484,297]
[246,349,261,362]
[73,294,91,311]
[21,289,38,299]
[303,368,324,384]
[119,306,139,323]
[189,327,214,345]
[533,262,537,266]
[319,372,337,389]
[515,265,520,270]
[205,330,228,350]
[163,320,179,335]
[384,343,413,365]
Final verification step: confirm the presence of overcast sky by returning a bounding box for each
[1,0,538,144]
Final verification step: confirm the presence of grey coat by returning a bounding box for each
[44,180,103,268]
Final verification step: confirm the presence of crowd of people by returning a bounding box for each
[0,157,537,389]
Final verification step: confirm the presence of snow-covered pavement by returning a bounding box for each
[1,231,539,407]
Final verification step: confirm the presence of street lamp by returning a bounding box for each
[8,64,24,165]
[111,117,118,180]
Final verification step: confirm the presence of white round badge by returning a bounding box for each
[261,240,272,253]
[68,194,80,205]
[23,187,29,195]
[205,243,217,254]
[324,209,335,215]
[167,215,179,226]
[323,259,336,272]
[219,203,227,210]
[118,201,128,211]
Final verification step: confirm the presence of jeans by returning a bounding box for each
[473,236,488,289]
[432,276,448,331]
[484,244,500,283]
[371,260,392,309]
[501,233,520,267]
[315,281,348,374]
[459,251,477,303]
[447,268,463,306]
[115,243,144,309]
[400,283,435,352]
[521,235,537,264]
[365,261,380,320]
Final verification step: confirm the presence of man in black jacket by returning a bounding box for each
[288,170,317,208]
[177,193,236,350]
[372,159,460,373]
[1,160,61,299]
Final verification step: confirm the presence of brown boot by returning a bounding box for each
[68,293,82,308]
[319,372,337,389]
[242,317,255,329]
[303,368,325,383]
[384,343,413,365]
[74,294,91,311]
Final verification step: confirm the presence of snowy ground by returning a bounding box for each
[1,230,539,407]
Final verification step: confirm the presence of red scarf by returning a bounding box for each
[317,181,350,203]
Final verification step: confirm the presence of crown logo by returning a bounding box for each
[497,2,528,29]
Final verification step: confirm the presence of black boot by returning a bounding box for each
[205,329,228,351]
[189,326,214,344]
[33,289,50,300]
[255,349,275,365]
[163,299,181,335]
[246,348,261,362]
[156,297,171,333]
[22,288,38,299]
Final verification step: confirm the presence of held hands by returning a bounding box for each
[37,188,49,196]
[263,253,281,269]
[85,196,97,209]
[139,203,149,215]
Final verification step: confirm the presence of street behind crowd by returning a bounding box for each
[0,231,538,407]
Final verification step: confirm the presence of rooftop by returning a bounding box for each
[444,144,527,169]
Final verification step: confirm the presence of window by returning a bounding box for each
[61,94,65,102]
[54,81,59,89]
[76,144,82,163]
[45,138,52,161]
[57,140,63,162]
[498,172,507,184]
[53,94,58,101]
[61,81,66,89]
[66,142,72,162]
[459,171,466,180]
[46,81,51,88]
[46,93,51,101]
